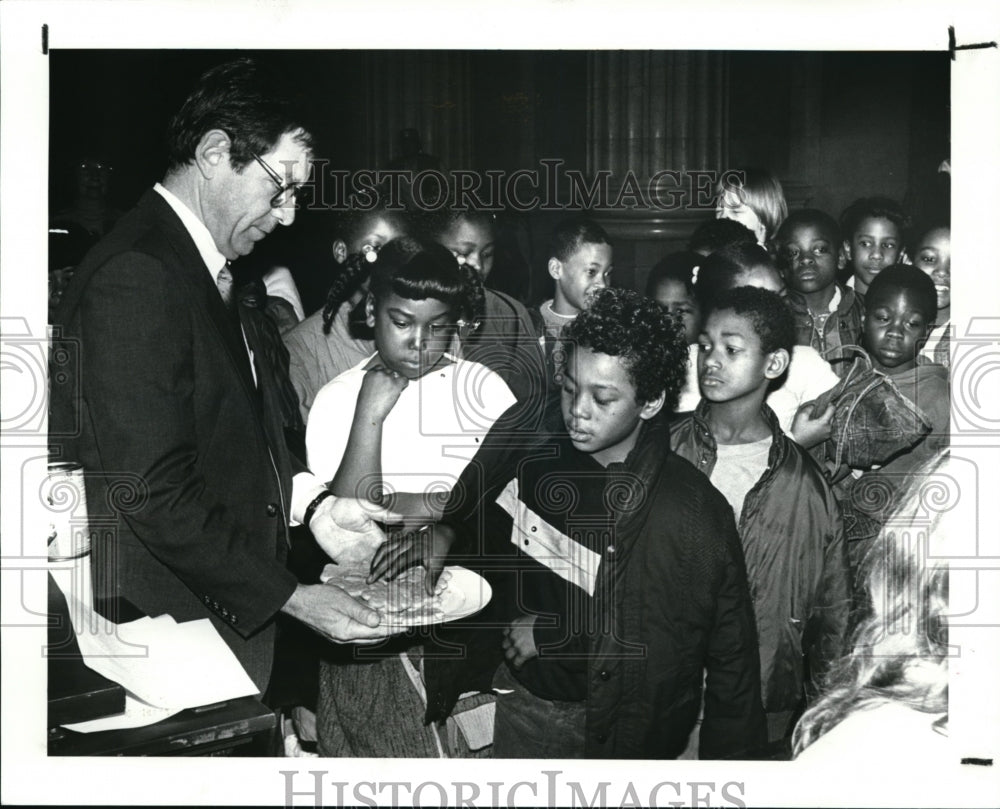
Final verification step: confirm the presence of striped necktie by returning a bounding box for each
[216,262,257,387]
[217,262,234,309]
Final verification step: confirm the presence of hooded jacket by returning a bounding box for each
[669,402,851,714]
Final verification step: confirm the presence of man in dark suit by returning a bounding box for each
[50,59,394,692]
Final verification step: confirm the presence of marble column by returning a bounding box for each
[362,51,474,171]
[586,51,731,291]
[587,51,729,181]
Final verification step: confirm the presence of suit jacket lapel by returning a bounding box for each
[149,192,293,532]
[139,191,260,401]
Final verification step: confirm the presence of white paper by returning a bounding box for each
[61,691,181,733]
[51,566,259,717]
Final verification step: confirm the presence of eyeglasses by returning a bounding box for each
[251,152,299,209]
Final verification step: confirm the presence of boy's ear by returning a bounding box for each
[548,258,563,280]
[332,239,348,264]
[639,389,667,421]
[764,348,791,380]
[364,293,377,327]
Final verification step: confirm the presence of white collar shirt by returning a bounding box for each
[153,182,257,387]
[154,182,228,282]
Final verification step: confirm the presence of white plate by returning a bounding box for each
[321,564,492,629]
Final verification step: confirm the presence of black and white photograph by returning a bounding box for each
[1,1,998,806]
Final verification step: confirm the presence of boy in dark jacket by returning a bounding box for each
[670,287,850,746]
[372,288,767,759]
[777,209,865,378]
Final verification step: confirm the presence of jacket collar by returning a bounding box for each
[602,415,672,517]
[787,284,856,317]
[622,414,671,473]
[136,188,260,402]
[690,399,788,472]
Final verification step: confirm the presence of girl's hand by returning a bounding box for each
[357,364,408,423]
[502,614,538,669]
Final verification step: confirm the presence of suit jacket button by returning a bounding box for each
[600,670,611,681]
[596,733,608,744]
[266,503,278,517]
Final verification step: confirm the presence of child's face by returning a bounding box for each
[862,285,932,374]
[366,292,455,379]
[697,309,785,405]
[716,188,765,244]
[777,223,840,297]
[652,278,701,343]
[550,242,613,313]
[439,219,495,280]
[845,216,903,289]
[561,345,661,467]
[915,227,951,311]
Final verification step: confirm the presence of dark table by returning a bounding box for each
[47,576,278,756]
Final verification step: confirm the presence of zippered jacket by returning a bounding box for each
[424,400,768,758]
[669,402,851,714]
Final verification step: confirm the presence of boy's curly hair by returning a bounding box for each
[562,287,688,409]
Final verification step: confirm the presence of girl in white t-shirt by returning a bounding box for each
[307,236,516,521]
[308,236,516,759]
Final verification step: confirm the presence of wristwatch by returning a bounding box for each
[303,489,334,529]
